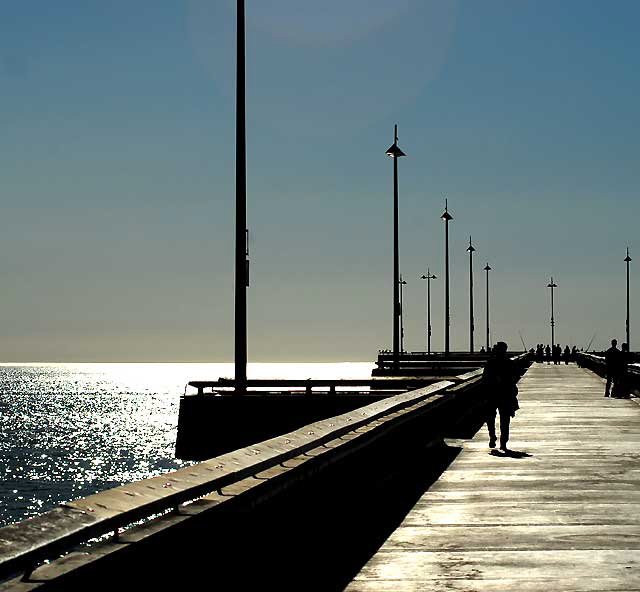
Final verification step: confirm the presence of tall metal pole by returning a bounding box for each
[420,270,437,354]
[484,263,491,350]
[386,126,406,368]
[625,248,632,349]
[467,236,475,353]
[441,201,453,355]
[234,0,248,393]
[547,277,557,348]
[400,276,407,353]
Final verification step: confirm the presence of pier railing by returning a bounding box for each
[0,355,529,587]
[576,352,640,394]
[186,377,465,396]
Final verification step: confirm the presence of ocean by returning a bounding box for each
[0,362,373,527]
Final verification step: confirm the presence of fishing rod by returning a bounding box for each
[584,333,596,352]
[518,331,528,352]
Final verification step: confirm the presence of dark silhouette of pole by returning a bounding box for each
[399,276,407,353]
[484,263,491,350]
[420,270,437,354]
[547,277,557,348]
[386,126,406,367]
[625,247,632,349]
[467,236,476,353]
[235,0,248,393]
[441,201,453,355]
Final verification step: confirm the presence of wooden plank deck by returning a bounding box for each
[347,362,640,591]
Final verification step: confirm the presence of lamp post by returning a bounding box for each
[467,236,476,353]
[484,263,491,350]
[420,270,437,354]
[386,125,406,368]
[625,248,632,349]
[399,276,407,353]
[547,277,557,348]
[441,200,453,355]
[235,0,248,393]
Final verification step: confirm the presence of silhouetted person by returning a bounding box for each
[483,341,519,451]
[612,343,631,398]
[604,339,621,397]
[545,344,551,363]
[563,345,571,364]
[571,345,578,361]
[480,346,486,353]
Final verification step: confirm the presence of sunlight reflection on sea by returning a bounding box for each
[0,362,373,527]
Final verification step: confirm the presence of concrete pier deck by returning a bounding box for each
[348,362,640,591]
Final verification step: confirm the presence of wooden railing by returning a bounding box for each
[186,377,463,395]
[576,352,640,385]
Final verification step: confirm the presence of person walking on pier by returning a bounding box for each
[545,344,551,363]
[604,339,621,397]
[612,342,631,398]
[483,341,519,451]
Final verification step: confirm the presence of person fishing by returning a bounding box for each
[483,341,520,451]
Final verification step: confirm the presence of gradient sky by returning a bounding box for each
[1,1,638,361]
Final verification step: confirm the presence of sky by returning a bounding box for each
[0,0,638,362]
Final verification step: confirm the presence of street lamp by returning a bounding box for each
[625,248,632,349]
[467,236,476,353]
[235,0,248,393]
[386,125,406,368]
[399,276,407,353]
[420,270,437,354]
[484,263,491,351]
[441,200,453,355]
[547,277,558,348]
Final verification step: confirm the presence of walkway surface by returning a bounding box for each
[347,363,640,591]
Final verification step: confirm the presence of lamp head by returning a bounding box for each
[441,199,453,221]
[467,236,475,252]
[385,123,406,158]
[385,143,406,158]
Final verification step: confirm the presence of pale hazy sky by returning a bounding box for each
[0,1,638,361]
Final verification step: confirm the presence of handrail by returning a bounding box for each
[186,377,462,395]
[0,378,458,581]
[576,352,640,376]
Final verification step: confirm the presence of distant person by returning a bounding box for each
[563,345,571,365]
[604,339,621,397]
[612,343,631,398]
[571,345,578,361]
[483,341,519,451]
[480,346,486,353]
[545,344,551,364]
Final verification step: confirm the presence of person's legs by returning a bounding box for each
[486,406,497,447]
[605,374,612,397]
[499,407,511,450]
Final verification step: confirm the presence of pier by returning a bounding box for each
[3,357,640,590]
[348,361,640,590]
[176,352,503,459]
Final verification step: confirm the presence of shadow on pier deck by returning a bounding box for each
[4,358,640,590]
